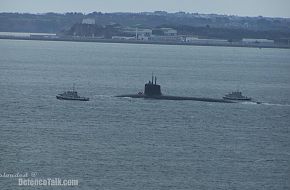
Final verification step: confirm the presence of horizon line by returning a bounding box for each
[0,11,289,19]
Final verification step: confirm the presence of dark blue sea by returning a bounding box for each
[0,39,290,189]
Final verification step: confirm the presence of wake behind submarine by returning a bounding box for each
[116,75,243,103]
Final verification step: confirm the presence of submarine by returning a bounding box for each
[116,75,236,103]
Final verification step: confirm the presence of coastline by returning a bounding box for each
[1,35,290,49]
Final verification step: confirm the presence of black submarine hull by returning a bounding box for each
[116,94,235,103]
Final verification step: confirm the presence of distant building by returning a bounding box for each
[136,29,152,40]
[242,38,274,44]
[137,34,149,41]
[112,36,136,40]
[122,27,152,40]
[152,28,177,36]
[82,18,95,25]
[160,28,177,36]
[150,35,182,42]
[185,36,229,44]
[30,34,58,39]
[137,29,152,37]
[185,36,199,42]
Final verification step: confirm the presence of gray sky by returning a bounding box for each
[0,0,290,18]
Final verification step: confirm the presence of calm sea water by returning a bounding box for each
[0,39,290,189]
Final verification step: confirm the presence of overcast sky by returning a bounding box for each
[0,0,290,18]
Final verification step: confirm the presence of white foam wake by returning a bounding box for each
[241,101,290,107]
[261,102,290,107]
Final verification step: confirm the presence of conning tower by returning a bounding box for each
[144,74,162,96]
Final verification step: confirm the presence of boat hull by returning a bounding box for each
[223,97,252,101]
[56,96,89,101]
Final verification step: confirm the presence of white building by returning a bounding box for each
[242,38,274,44]
[185,36,229,44]
[150,35,182,42]
[112,36,136,40]
[137,29,152,37]
[185,36,199,42]
[82,18,95,25]
[136,29,152,40]
[122,28,152,40]
[160,28,177,36]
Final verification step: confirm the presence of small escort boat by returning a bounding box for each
[223,91,251,101]
[56,85,89,101]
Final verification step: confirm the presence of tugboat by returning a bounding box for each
[56,85,89,101]
[223,91,251,101]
